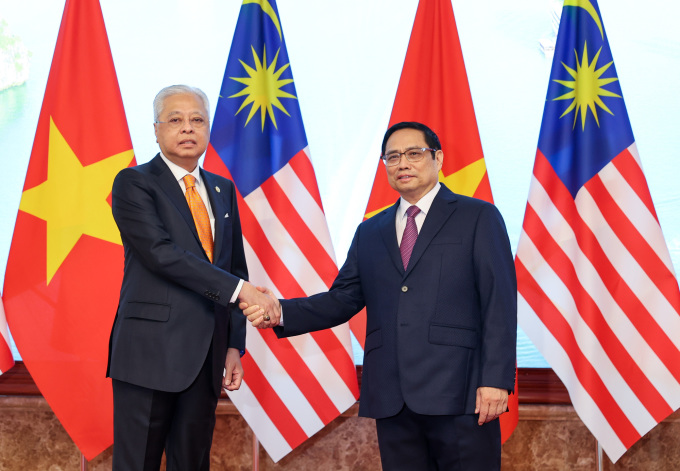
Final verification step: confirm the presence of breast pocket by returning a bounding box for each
[430,237,462,246]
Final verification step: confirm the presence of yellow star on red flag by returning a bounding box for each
[19,117,133,284]
[439,157,488,198]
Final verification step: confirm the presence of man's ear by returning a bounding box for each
[435,149,444,169]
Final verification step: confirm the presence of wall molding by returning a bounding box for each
[0,362,571,404]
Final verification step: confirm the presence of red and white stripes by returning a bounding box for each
[0,298,13,375]
[516,144,680,462]
[226,148,359,462]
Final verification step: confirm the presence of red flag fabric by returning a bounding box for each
[356,0,518,443]
[0,298,14,375]
[516,0,680,462]
[204,0,359,461]
[3,0,134,460]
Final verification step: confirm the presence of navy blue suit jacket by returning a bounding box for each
[107,154,247,396]
[277,184,516,419]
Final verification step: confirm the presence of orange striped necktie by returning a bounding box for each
[182,174,214,262]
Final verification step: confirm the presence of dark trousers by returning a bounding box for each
[112,349,219,471]
[376,404,501,471]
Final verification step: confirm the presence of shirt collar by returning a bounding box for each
[397,183,441,220]
[159,152,203,187]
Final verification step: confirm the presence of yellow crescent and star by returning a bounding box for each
[229,0,297,131]
[19,117,134,284]
[553,0,621,130]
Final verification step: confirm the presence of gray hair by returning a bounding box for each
[153,85,210,122]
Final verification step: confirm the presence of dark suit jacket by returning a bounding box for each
[107,154,247,396]
[277,184,516,419]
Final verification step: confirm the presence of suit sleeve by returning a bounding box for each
[277,225,366,337]
[112,167,242,307]
[473,204,517,392]
[226,182,248,351]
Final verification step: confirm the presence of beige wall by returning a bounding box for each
[1,397,678,470]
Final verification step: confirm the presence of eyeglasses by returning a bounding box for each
[155,116,208,129]
[381,147,436,167]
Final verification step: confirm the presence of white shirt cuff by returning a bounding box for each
[230,279,245,304]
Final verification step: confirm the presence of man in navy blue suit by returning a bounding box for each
[107,85,279,471]
[243,121,516,470]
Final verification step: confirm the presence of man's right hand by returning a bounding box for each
[238,284,280,328]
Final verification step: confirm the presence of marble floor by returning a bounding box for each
[1,397,679,470]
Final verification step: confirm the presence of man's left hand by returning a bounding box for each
[475,386,508,425]
[223,347,244,391]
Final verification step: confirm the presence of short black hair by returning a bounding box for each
[381,121,442,156]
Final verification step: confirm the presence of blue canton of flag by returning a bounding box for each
[209,0,307,196]
[539,0,634,197]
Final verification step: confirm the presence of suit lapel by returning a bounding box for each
[404,186,458,278]
[150,154,211,260]
[378,200,405,274]
[150,155,198,234]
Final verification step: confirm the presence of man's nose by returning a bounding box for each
[180,119,195,132]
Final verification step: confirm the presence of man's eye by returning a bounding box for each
[192,117,204,124]
[169,117,182,124]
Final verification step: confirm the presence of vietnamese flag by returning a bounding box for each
[353,0,518,443]
[3,0,135,460]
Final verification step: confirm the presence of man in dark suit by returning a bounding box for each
[107,85,278,471]
[243,122,517,470]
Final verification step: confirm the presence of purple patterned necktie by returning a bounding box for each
[400,205,421,269]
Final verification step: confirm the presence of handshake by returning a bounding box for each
[237,282,280,329]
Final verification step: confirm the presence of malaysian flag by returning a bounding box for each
[516,0,680,462]
[204,0,359,462]
[0,299,14,375]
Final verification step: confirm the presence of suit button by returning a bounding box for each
[401,286,408,292]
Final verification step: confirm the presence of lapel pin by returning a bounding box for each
[215,186,221,193]
[224,213,229,218]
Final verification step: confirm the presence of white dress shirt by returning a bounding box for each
[395,182,441,244]
[160,152,243,302]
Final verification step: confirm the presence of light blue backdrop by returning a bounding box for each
[1,0,678,368]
